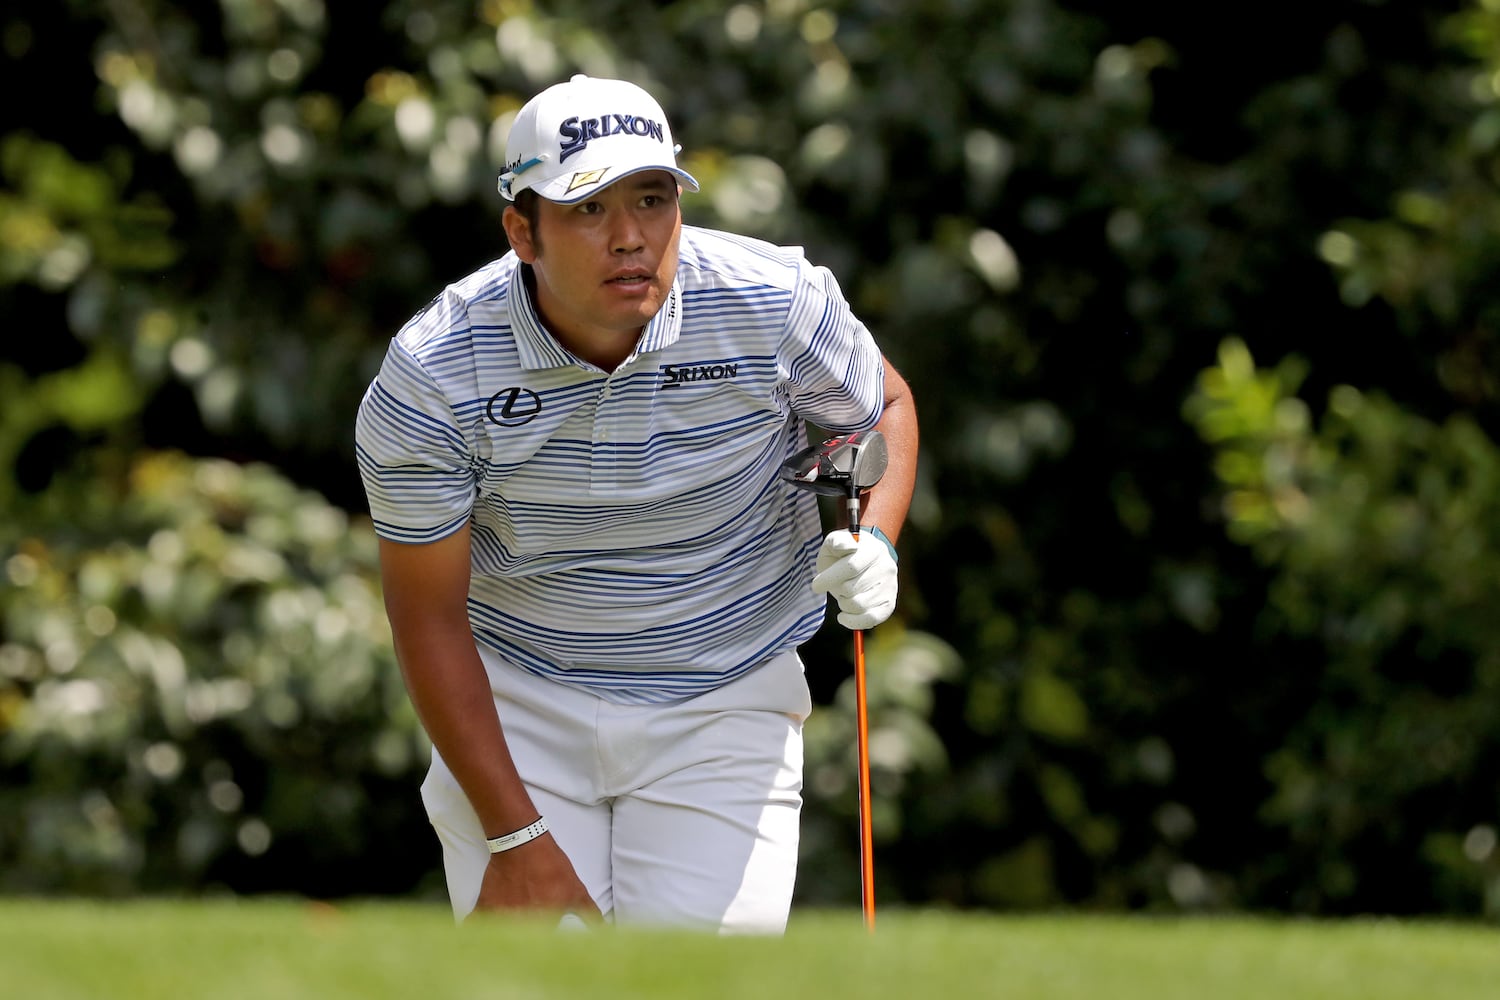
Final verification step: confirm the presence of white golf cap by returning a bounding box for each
[498,74,700,204]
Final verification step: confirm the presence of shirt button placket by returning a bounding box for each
[592,378,614,492]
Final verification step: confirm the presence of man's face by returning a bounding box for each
[504,171,682,352]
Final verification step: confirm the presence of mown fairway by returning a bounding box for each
[2,899,1496,999]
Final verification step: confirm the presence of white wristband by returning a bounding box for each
[486,816,548,854]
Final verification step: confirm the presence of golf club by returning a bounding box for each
[781,428,888,931]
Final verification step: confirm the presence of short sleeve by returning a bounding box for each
[778,257,885,432]
[355,339,477,544]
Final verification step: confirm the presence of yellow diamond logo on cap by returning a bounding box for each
[566,168,610,193]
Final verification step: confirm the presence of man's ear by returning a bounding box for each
[502,205,538,263]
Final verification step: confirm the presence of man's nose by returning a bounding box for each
[611,210,645,254]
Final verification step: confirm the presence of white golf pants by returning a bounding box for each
[420,648,811,933]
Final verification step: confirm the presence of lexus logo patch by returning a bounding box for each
[485,387,542,426]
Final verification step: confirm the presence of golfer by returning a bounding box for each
[355,74,918,933]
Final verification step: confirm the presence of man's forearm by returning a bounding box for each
[391,621,539,837]
[861,358,918,541]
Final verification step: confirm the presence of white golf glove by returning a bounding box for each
[811,529,898,631]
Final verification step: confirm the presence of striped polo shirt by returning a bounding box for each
[355,225,885,704]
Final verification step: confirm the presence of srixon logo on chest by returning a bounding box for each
[660,363,739,389]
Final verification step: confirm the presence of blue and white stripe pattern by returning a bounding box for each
[356,225,885,704]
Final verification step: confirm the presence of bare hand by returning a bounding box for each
[467,833,602,924]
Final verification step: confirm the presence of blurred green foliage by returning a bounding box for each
[1187,340,1500,912]
[1,451,426,896]
[2,0,1499,917]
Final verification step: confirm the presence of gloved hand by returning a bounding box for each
[811,529,898,631]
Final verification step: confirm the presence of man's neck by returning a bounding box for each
[562,331,641,373]
[521,263,641,372]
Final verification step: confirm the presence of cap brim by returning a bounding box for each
[532,165,700,205]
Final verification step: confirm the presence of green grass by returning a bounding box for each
[2,899,1497,999]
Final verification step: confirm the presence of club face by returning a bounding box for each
[852,431,888,490]
[780,429,888,496]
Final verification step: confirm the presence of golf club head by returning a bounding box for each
[781,429,889,497]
